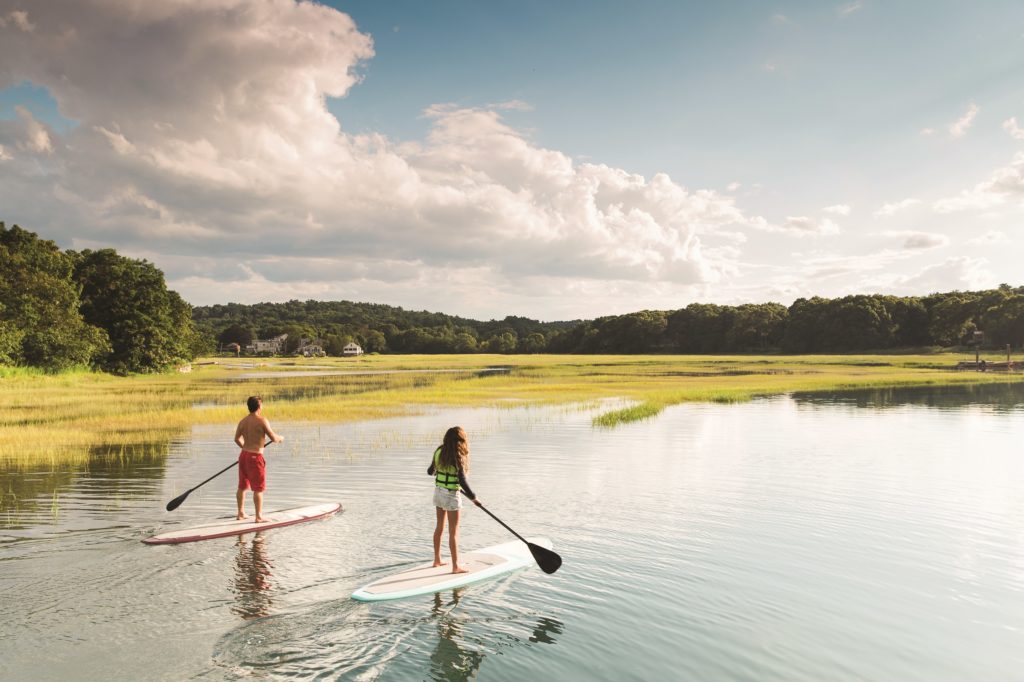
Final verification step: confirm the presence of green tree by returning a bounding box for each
[217,324,255,348]
[73,248,196,374]
[0,223,109,370]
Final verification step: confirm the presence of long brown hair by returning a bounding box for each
[438,426,469,473]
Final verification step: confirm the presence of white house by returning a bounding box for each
[342,342,364,356]
[246,334,288,355]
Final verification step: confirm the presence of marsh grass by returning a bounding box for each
[2,352,1020,468]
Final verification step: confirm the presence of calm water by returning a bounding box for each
[2,384,1023,680]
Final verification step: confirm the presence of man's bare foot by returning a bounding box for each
[451,567,470,574]
[432,560,448,568]
[237,513,249,520]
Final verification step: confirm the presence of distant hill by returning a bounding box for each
[192,299,580,354]
[193,286,1024,355]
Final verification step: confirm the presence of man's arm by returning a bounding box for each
[261,416,284,444]
[234,420,245,449]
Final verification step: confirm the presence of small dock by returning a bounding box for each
[955,360,1016,372]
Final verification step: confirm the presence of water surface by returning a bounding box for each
[2,384,1023,680]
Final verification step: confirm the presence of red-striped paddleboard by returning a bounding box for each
[142,502,342,545]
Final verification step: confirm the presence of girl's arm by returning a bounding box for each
[427,452,436,476]
[456,465,476,500]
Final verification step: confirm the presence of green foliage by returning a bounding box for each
[0,223,109,370]
[72,248,198,374]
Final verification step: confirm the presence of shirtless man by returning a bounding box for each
[234,396,284,522]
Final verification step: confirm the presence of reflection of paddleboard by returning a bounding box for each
[351,537,552,602]
[142,502,342,545]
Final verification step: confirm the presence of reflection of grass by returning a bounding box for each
[2,353,1021,467]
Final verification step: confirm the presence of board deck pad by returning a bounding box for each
[351,537,552,602]
[142,502,342,545]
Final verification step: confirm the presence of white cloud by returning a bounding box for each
[823,204,851,216]
[838,2,863,18]
[771,14,790,25]
[0,0,763,316]
[746,215,840,236]
[919,127,936,136]
[885,257,993,294]
[1002,117,1024,141]
[934,152,1024,212]
[967,229,1009,245]
[949,103,979,138]
[873,198,920,217]
[881,230,949,250]
[727,181,741,191]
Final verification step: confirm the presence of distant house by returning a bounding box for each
[297,337,326,357]
[342,342,364,356]
[246,334,288,355]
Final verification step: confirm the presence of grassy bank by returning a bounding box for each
[1,352,1021,468]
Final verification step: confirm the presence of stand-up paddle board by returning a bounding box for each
[351,537,552,602]
[142,502,342,545]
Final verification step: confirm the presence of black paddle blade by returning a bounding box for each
[165,490,191,512]
[528,542,562,574]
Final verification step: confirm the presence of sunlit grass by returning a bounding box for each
[1,352,1021,468]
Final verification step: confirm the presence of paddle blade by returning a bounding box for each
[165,490,191,512]
[528,542,562,574]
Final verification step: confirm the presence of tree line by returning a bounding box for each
[4,222,1023,373]
[198,289,1024,356]
[0,223,205,373]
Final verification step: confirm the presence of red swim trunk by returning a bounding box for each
[238,450,266,492]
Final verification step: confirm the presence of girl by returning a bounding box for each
[428,426,482,574]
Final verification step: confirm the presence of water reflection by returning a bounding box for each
[528,616,563,644]
[231,533,274,620]
[793,382,1024,411]
[429,589,483,681]
[426,588,564,681]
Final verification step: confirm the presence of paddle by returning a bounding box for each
[165,441,272,512]
[463,493,562,574]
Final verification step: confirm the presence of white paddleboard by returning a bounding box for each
[142,502,342,545]
[351,537,552,602]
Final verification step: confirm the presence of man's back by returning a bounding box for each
[236,413,267,452]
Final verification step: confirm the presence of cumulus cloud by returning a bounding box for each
[0,0,765,315]
[1003,117,1024,140]
[823,204,851,216]
[949,103,979,138]
[873,198,920,217]
[934,152,1024,212]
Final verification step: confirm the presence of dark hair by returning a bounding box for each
[438,426,469,473]
[247,396,262,413]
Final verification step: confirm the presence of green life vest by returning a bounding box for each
[433,447,460,491]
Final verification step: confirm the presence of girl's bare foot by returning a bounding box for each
[432,560,448,567]
[451,566,469,574]
[237,514,249,520]
[254,517,268,523]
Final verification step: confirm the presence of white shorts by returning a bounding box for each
[433,486,462,511]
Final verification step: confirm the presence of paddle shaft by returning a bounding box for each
[461,493,528,544]
[166,441,272,511]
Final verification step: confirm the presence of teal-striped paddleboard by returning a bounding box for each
[351,537,552,602]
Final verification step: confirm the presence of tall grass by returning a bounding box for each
[1,353,1020,468]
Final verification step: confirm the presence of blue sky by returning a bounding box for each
[1,1,1022,319]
